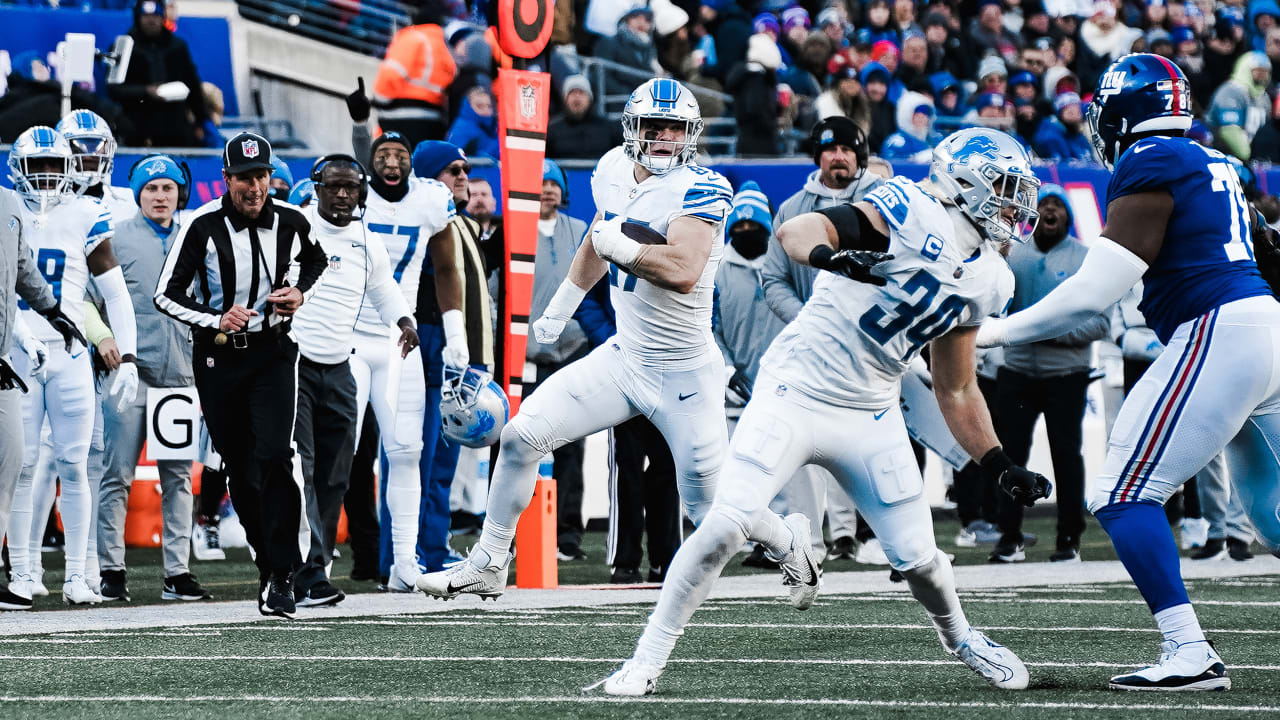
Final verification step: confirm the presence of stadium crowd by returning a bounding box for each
[0,0,1274,614]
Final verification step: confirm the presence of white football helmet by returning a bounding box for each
[8,126,73,214]
[929,128,1041,244]
[440,367,510,448]
[56,109,117,193]
[622,78,703,175]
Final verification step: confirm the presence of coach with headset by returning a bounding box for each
[290,154,419,607]
[155,132,327,618]
[98,154,215,603]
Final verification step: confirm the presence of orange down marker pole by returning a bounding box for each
[495,0,556,588]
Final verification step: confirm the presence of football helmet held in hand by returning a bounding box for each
[440,367,510,448]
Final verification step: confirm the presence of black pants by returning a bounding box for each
[1123,359,1201,521]
[198,467,227,520]
[529,361,588,551]
[609,415,680,573]
[294,358,359,592]
[344,405,381,575]
[954,376,1001,527]
[994,368,1090,547]
[193,332,303,578]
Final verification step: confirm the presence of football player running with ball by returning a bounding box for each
[418,79,739,600]
[978,53,1280,692]
[594,127,1053,696]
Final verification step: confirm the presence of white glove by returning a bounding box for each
[533,315,566,344]
[591,216,641,267]
[975,318,1008,349]
[441,309,469,370]
[155,81,191,102]
[16,333,48,382]
[109,362,139,412]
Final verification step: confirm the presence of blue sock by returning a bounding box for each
[1095,501,1190,614]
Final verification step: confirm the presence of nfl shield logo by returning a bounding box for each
[242,139,260,158]
[519,83,537,120]
[207,357,214,368]
[329,255,342,271]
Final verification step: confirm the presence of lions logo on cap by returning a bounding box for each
[820,129,834,145]
[242,139,260,158]
[145,159,168,177]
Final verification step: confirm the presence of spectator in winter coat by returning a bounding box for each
[1250,0,1280,52]
[894,0,923,38]
[546,75,622,159]
[729,34,782,156]
[1077,1,1141,93]
[860,61,898,152]
[1204,10,1247,92]
[1249,90,1280,163]
[881,91,942,162]
[109,0,208,147]
[596,6,662,95]
[969,0,1023,64]
[974,55,1010,103]
[857,0,901,47]
[1032,91,1092,161]
[445,85,500,159]
[1209,51,1274,161]
[703,0,755,81]
[898,30,931,89]
[815,65,873,133]
[923,11,971,80]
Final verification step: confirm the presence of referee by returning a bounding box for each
[154,133,327,619]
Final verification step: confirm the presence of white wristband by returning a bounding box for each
[544,279,588,321]
[442,309,466,346]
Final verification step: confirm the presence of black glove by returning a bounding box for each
[1251,207,1280,295]
[0,358,28,393]
[346,77,371,123]
[728,368,753,403]
[980,447,1052,507]
[39,305,87,352]
[809,245,893,286]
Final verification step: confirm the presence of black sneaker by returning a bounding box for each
[610,567,643,584]
[1227,538,1254,561]
[989,538,1026,563]
[162,573,212,601]
[263,573,297,619]
[349,566,381,582]
[296,580,345,607]
[888,568,904,583]
[1191,538,1227,561]
[826,536,856,561]
[556,545,587,562]
[100,569,131,602]
[0,587,32,611]
[647,567,666,583]
[741,544,780,569]
[1049,547,1080,562]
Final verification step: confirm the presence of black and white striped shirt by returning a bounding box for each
[154,195,327,332]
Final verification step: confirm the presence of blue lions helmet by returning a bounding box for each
[440,367,509,448]
[1087,53,1193,170]
[929,127,1041,245]
[56,109,117,193]
[8,126,74,214]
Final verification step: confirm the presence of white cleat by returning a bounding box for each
[386,564,420,593]
[62,574,103,606]
[28,568,50,598]
[1109,640,1231,692]
[192,523,227,561]
[950,629,1029,690]
[855,537,891,565]
[585,658,663,696]
[7,573,36,602]
[416,546,510,600]
[777,513,821,611]
[1179,517,1210,550]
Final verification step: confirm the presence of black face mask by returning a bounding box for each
[370,173,409,202]
[730,226,769,259]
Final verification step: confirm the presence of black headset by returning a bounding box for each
[127,154,193,209]
[310,153,370,209]
[809,116,869,175]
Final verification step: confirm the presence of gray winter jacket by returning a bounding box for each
[762,169,882,322]
[526,211,590,365]
[0,189,56,357]
[713,245,787,385]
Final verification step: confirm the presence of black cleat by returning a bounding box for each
[162,573,212,601]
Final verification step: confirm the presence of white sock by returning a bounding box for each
[54,459,90,579]
[7,464,37,577]
[1154,603,1206,646]
[385,452,422,577]
[756,512,794,561]
[475,440,541,560]
[634,509,747,668]
[903,550,971,651]
[27,456,58,564]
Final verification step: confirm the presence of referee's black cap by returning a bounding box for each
[223,132,274,175]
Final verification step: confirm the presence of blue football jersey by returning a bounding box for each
[1107,136,1273,344]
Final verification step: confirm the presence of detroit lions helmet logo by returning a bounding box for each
[947,136,1001,172]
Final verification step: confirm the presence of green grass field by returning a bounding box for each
[4,513,1278,719]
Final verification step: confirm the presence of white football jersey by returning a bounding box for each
[17,195,114,343]
[354,176,456,336]
[98,185,137,223]
[762,178,1013,410]
[590,146,733,367]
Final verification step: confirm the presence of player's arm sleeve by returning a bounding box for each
[14,233,56,313]
[154,218,222,329]
[1050,310,1111,347]
[761,236,804,323]
[813,203,891,252]
[977,237,1147,347]
[352,124,372,164]
[367,233,413,326]
[94,264,137,357]
[83,301,114,347]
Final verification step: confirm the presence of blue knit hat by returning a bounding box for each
[129,154,186,203]
[270,155,294,187]
[413,140,467,180]
[288,179,315,207]
[1037,182,1073,225]
[726,180,772,232]
[542,159,568,206]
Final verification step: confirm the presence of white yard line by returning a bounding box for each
[1,655,1277,671]
[0,695,1274,712]
[3,557,1276,636]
